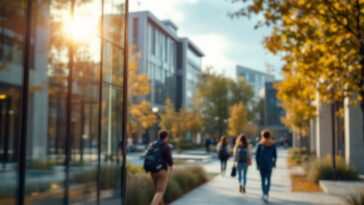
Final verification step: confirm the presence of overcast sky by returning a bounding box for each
[129,0,284,79]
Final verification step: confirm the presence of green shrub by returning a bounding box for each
[306,156,359,183]
[346,190,364,205]
[164,166,208,203]
[70,165,122,190]
[124,166,208,204]
[187,166,208,184]
[27,161,55,170]
[288,147,314,165]
[126,173,153,205]
[170,169,198,192]
[164,177,183,203]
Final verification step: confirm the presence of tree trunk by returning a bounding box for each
[359,42,364,142]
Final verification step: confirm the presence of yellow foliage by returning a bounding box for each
[232,0,364,135]
[227,102,248,137]
[159,99,203,152]
[127,47,156,138]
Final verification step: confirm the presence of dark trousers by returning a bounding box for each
[259,168,272,196]
[220,159,227,173]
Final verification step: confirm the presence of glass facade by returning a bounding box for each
[187,47,201,68]
[265,82,285,126]
[146,22,176,106]
[185,60,200,109]
[0,0,128,204]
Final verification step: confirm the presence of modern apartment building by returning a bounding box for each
[262,82,290,138]
[176,38,204,110]
[128,11,203,110]
[236,65,275,100]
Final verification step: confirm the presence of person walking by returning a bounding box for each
[144,130,173,205]
[217,136,230,175]
[205,137,212,153]
[233,134,252,193]
[256,130,277,203]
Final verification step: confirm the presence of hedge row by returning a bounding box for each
[126,166,208,205]
[304,156,359,183]
[288,147,314,166]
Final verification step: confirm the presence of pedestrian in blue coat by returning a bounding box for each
[256,130,277,203]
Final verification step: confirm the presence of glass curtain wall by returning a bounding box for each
[0,0,127,204]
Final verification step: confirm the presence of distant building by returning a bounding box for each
[176,38,204,110]
[129,11,203,111]
[236,65,274,100]
[129,11,179,108]
[262,82,289,138]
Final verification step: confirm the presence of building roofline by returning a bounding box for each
[129,11,204,57]
[180,37,204,57]
[161,20,178,31]
[129,11,179,41]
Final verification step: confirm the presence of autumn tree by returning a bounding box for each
[159,99,203,152]
[230,0,364,138]
[228,102,248,137]
[195,69,254,137]
[127,49,156,138]
[275,72,316,140]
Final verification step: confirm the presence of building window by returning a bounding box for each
[133,17,138,46]
[0,1,128,204]
[152,27,156,55]
[249,73,255,83]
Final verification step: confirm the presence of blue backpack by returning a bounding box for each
[218,146,230,160]
[237,147,248,163]
[144,141,164,172]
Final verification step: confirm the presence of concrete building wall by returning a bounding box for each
[344,98,364,174]
[310,119,317,152]
[315,100,334,158]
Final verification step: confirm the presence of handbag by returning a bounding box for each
[247,158,252,166]
[231,165,237,177]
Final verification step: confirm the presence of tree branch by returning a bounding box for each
[321,0,360,39]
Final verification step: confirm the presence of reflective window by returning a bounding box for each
[187,47,201,67]
[0,1,26,204]
[0,0,127,204]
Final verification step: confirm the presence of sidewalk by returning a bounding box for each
[172,149,344,205]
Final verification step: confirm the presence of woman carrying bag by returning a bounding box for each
[233,134,252,193]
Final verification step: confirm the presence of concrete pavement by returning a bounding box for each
[172,149,344,205]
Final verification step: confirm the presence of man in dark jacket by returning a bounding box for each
[150,130,173,205]
[256,130,277,202]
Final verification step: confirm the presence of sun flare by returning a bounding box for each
[62,14,97,42]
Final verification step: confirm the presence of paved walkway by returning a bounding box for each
[172,149,344,205]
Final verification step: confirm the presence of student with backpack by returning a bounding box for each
[144,130,173,205]
[217,136,230,175]
[233,134,252,193]
[256,130,277,203]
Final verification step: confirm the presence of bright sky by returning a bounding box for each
[129,0,284,79]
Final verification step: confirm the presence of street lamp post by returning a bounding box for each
[152,106,160,140]
[331,99,337,180]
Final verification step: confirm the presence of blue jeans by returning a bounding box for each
[237,163,248,187]
[260,168,272,196]
[220,159,227,173]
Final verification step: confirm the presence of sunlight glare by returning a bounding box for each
[63,15,96,42]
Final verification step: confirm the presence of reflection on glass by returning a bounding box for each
[0,0,127,204]
[0,0,26,204]
[187,47,201,67]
